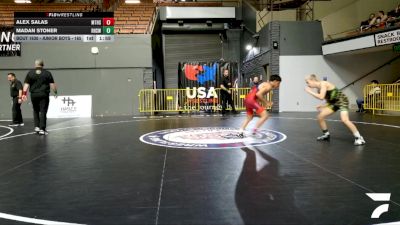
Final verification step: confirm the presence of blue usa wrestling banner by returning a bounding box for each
[178,61,238,89]
[0,26,21,57]
[178,61,239,112]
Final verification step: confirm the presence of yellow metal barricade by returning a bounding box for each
[363,84,400,114]
[139,87,274,113]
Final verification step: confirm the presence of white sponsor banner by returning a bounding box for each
[375,29,400,46]
[322,35,375,55]
[47,95,92,118]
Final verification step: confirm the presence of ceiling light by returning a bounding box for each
[15,0,31,3]
[125,0,140,3]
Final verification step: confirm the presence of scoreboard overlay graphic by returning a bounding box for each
[14,12,114,42]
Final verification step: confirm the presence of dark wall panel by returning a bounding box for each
[163,34,222,88]
[280,21,323,56]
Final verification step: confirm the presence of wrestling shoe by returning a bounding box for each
[354,136,366,146]
[38,130,49,135]
[317,133,330,141]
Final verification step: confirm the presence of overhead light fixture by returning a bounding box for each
[15,0,31,3]
[125,0,140,3]
[273,41,279,49]
[246,44,253,51]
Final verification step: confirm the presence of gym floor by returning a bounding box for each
[0,112,399,225]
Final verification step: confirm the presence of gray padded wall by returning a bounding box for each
[0,35,152,118]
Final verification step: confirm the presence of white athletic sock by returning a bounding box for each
[239,128,244,133]
[353,131,361,138]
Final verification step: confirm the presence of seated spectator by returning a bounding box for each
[387,4,400,22]
[378,10,389,22]
[395,4,400,17]
[387,10,396,19]
[360,13,375,27]
[369,11,388,28]
[387,10,398,26]
[356,80,381,112]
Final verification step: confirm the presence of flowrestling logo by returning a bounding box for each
[139,127,287,149]
[366,193,391,218]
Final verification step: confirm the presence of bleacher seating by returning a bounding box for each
[114,3,155,34]
[156,2,223,7]
[1,1,223,34]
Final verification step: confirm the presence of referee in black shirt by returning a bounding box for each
[7,73,24,126]
[220,68,238,115]
[22,59,58,135]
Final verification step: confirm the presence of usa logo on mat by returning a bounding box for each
[139,127,287,149]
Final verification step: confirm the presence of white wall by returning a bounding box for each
[280,56,336,112]
[325,51,400,101]
[279,51,400,111]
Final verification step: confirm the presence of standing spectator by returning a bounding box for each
[7,73,24,126]
[356,80,381,112]
[22,59,58,135]
[220,68,238,115]
[250,76,260,87]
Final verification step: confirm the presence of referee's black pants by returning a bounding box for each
[31,95,50,130]
[221,93,236,114]
[12,97,23,124]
